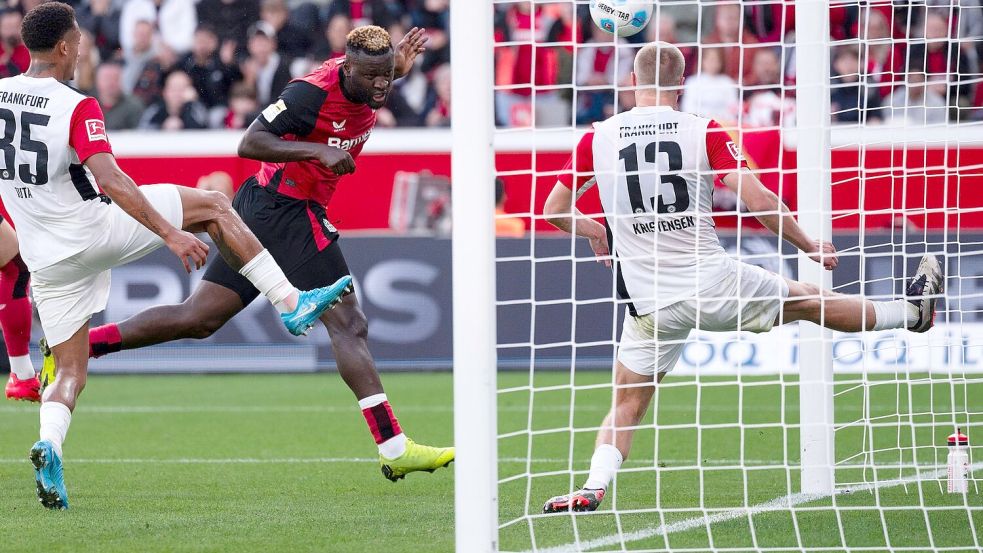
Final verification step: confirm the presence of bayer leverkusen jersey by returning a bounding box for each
[256,58,377,206]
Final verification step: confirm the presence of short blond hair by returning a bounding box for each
[634,41,685,87]
[347,25,392,55]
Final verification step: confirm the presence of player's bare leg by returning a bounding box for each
[176,186,351,336]
[780,254,944,333]
[544,362,664,514]
[31,323,89,509]
[0,219,39,401]
[319,293,453,481]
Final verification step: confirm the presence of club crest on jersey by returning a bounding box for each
[726,141,743,161]
[86,119,107,142]
[332,120,346,131]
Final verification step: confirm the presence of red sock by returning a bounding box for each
[89,323,122,358]
[0,254,31,358]
[361,400,403,444]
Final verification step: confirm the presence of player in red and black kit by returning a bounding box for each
[41,25,454,481]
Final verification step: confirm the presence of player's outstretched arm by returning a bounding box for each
[237,120,355,175]
[544,183,611,267]
[722,169,837,270]
[84,153,208,272]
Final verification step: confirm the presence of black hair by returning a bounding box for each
[21,2,76,53]
[495,178,505,204]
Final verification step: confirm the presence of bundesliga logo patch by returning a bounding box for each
[726,141,744,161]
[262,99,287,122]
[86,119,107,142]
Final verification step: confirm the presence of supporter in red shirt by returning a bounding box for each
[0,9,30,78]
[703,3,762,85]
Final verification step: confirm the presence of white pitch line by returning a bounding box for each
[518,461,983,553]
[0,457,752,465]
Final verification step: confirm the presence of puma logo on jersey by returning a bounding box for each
[86,119,107,142]
[332,120,346,131]
[726,141,743,161]
[322,218,337,233]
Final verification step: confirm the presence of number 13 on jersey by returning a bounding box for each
[618,140,690,215]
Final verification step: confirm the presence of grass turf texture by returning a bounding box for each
[0,372,980,552]
[498,371,983,552]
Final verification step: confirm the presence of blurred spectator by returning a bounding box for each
[73,29,101,93]
[260,0,312,60]
[495,178,525,238]
[495,3,569,127]
[178,25,240,111]
[197,171,235,200]
[410,0,450,73]
[223,82,259,129]
[95,62,144,130]
[241,22,292,106]
[324,0,398,29]
[829,45,882,124]
[314,14,352,62]
[76,0,121,60]
[885,65,948,125]
[858,8,902,100]
[120,0,197,55]
[746,3,795,44]
[744,48,793,127]
[197,0,261,48]
[681,47,739,121]
[904,12,973,103]
[0,9,28,78]
[123,20,173,107]
[703,3,760,84]
[139,70,209,130]
[423,63,451,127]
[574,23,632,124]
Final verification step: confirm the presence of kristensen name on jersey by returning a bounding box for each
[632,215,696,235]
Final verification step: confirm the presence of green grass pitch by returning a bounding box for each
[1,372,980,552]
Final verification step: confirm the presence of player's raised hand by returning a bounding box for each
[165,230,210,273]
[807,240,838,271]
[394,27,428,78]
[317,146,356,175]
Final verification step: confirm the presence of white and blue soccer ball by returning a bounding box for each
[589,0,653,38]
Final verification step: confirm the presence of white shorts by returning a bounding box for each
[618,260,789,376]
[30,184,184,347]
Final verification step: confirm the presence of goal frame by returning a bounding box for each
[450,1,836,549]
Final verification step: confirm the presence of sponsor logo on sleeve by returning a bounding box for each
[262,99,287,122]
[86,119,107,142]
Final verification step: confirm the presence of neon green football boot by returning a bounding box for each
[38,337,56,394]
[380,438,454,482]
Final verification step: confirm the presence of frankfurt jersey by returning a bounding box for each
[559,106,747,315]
[256,57,376,206]
[0,75,113,272]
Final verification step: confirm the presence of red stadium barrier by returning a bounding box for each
[4,128,976,232]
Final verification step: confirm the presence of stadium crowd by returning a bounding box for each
[0,1,976,129]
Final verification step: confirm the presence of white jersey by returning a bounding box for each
[0,75,114,272]
[560,105,747,316]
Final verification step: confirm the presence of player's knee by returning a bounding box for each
[207,190,233,219]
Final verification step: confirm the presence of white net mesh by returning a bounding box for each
[487,0,983,551]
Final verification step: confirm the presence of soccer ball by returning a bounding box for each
[589,0,653,38]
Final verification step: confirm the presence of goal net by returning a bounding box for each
[452,0,983,551]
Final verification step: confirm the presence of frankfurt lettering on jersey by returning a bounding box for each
[619,121,678,138]
[632,215,695,235]
[0,91,49,109]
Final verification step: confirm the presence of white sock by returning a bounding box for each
[39,402,72,458]
[238,249,299,313]
[358,393,407,459]
[583,443,623,491]
[872,299,918,331]
[378,433,408,459]
[9,354,35,379]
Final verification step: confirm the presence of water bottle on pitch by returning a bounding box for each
[946,429,970,493]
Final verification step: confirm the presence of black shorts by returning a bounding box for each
[202,177,349,306]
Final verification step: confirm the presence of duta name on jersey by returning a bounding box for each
[632,215,695,235]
